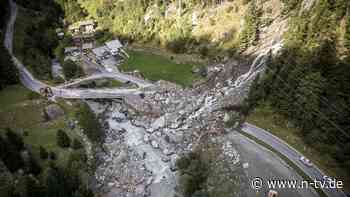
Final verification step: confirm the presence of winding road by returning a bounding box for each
[240,123,347,197]
[4,0,153,99]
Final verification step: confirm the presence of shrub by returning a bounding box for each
[72,139,83,150]
[345,15,350,49]
[62,60,83,80]
[49,151,57,160]
[56,130,71,148]
[76,103,105,143]
[39,146,49,159]
[176,151,210,197]
[5,128,24,151]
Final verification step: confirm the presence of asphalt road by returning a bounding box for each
[4,0,153,99]
[241,122,347,197]
[227,130,319,197]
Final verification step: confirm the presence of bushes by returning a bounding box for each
[0,0,9,29]
[62,60,83,80]
[345,15,350,49]
[76,103,105,143]
[56,129,71,148]
[5,128,24,151]
[72,139,83,150]
[14,0,61,80]
[39,146,49,159]
[176,151,210,197]
[238,0,261,51]
[0,45,19,90]
[0,135,25,172]
[246,40,350,173]
[281,0,300,14]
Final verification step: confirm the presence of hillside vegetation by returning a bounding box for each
[14,0,62,80]
[58,0,279,57]
[246,0,350,181]
[0,0,19,90]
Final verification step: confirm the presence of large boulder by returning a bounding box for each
[44,104,64,121]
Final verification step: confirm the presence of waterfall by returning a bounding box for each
[233,41,283,88]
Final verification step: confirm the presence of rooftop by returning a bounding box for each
[92,46,110,57]
[105,39,123,51]
[69,20,96,30]
[64,46,79,53]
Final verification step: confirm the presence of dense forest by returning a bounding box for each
[0,0,19,90]
[0,128,93,197]
[247,0,350,173]
[13,0,62,80]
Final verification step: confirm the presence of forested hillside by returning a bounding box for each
[13,0,62,80]
[0,0,18,90]
[247,0,350,174]
[57,0,271,57]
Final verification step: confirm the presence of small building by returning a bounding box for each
[92,46,110,60]
[55,28,65,39]
[64,46,79,56]
[68,20,96,35]
[80,20,96,34]
[105,39,123,56]
[57,32,65,39]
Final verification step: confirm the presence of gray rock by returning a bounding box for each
[143,134,150,143]
[151,140,159,149]
[44,104,64,121]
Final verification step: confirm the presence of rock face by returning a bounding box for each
[44,104,64,121]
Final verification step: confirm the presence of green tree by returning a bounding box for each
[25,175,46,197]
[76,103,105,143]
[5,128,24,151]
[345,15,350,49]
[39,146,49,159]
[295,72,325,131]
[49,151,57,160]
[72,139,83,150]
[0,135,24,172]
[62,60,83,80]
[0,45,19,90]
[56,130,71,148]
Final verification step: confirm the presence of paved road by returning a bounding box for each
[227,130,319,197]
[240,122,347,197]
[4,0,152,99]
[59,59,153,89]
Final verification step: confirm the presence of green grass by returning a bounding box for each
[246,104,350,192]
[0,85,31,107]
[120,50,203,87]
[0,85,82,168]
[78,79,124,88]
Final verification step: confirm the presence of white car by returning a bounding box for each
[300,156,313,167]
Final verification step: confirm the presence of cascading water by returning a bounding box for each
[233,40,283,88]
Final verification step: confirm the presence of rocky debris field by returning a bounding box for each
[88,51,277,197]
[88,68,246,197]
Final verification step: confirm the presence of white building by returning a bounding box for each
[105,39,123,56]
[68,20,96,35]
